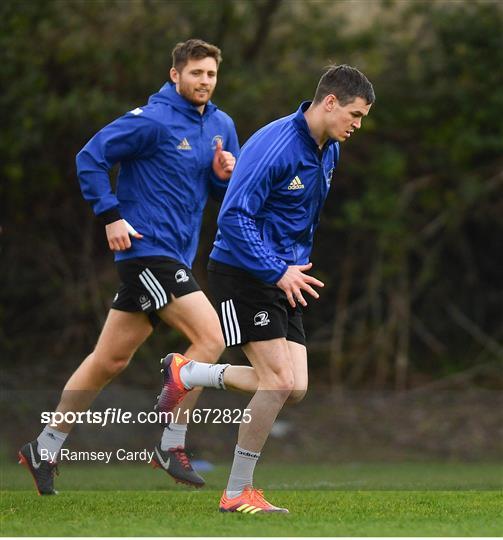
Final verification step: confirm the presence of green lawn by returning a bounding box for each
[1,462,502,536]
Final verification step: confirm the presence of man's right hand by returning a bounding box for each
[276,262,324,308]
[105,219,142,251]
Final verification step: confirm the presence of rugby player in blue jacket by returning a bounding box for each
[18,39,244,494]
[155,65,375,513]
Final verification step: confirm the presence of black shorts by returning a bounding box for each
[112,256,200,326]
[207,260,306,347]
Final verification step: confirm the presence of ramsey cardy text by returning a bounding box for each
[39,448,154,464]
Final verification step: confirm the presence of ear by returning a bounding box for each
[324,93,338,112]
[170,67,179,84]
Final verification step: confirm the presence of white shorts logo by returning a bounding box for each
[175,269,189,283]
[139,294,151,311]
[254,311,270,327]
[138,268,168,310]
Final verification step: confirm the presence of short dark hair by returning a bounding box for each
[171,39,222,72]
[313,64,375,106]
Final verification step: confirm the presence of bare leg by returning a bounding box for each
[222,365,258,393]
[285,340,308,404]
[237,338,294,453]
[224,340,306,400]
[54,310,153,432]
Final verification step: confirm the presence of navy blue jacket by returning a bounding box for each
[77,83,239,266]
[210,102,339,283]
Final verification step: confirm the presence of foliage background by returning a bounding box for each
[1,0,502,395]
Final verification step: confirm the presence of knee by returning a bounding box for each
[286,387,307,405]
[207,333,225,361]
[262,365,295,393]
[94,353,131,380]
[193,332,225,363]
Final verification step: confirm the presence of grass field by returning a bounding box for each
[1,461,502,536]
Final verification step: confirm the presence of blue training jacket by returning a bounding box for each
[76,83,239,266]
[210,101,339,284]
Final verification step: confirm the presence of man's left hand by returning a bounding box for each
[212,139,236,180]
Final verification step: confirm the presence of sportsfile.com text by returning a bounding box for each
[41,408,252,427]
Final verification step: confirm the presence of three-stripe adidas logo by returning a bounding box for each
[235,504,262,514]
[221,300,241,346]
[138,268,167,310]
[177,138,192,150]
[287,175,304,190]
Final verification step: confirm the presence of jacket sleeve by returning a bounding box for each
[216,147,288,284]
[209,117,240,201]
[76,113,162,222]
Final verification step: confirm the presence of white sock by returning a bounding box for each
[180,361,230,390]
[160,422,187,451]
[37,426,68,461]
[226,445,261,498]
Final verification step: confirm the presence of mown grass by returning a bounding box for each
[1,462,502,536]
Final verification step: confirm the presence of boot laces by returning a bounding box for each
[172,446,191,470]
[251,488,270,508]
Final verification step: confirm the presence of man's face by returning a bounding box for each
[170,57,218,108]
[325,96,372,142]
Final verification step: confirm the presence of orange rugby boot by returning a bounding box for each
[219,486,289,514]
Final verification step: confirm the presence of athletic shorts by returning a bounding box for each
[207,259,306,347]
[112,256,200,327]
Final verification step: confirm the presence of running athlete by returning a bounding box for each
[18,39,245,494]
[154,64,375,513]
